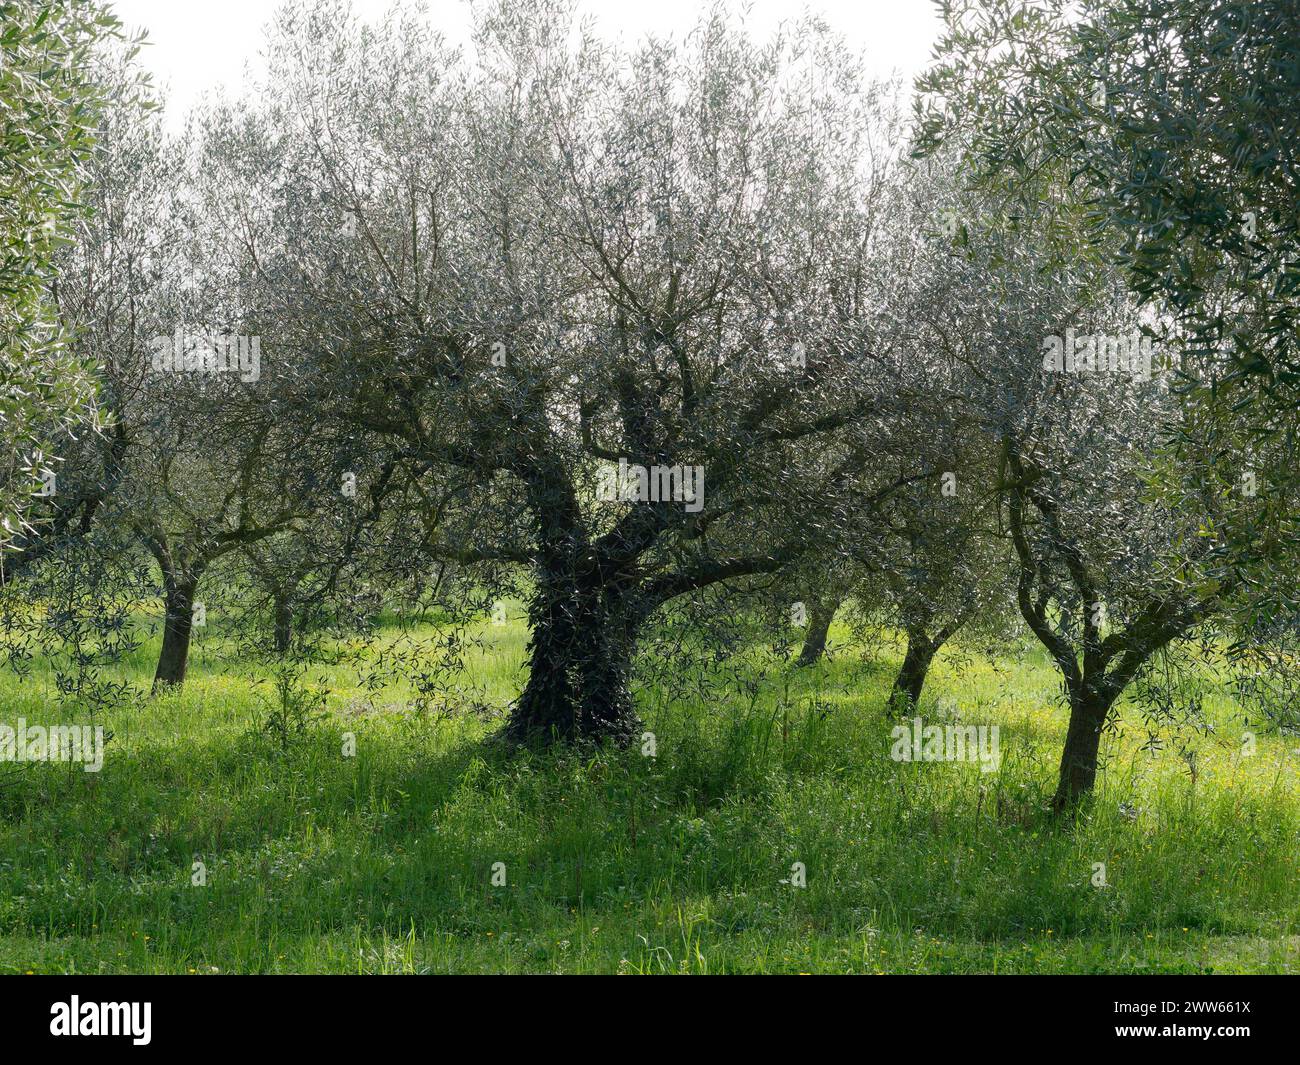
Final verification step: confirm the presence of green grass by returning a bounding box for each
[1,611,1297,973]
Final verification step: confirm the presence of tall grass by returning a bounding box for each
[0,612,1296,973]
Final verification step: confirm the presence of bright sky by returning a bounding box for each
[106,0,944,129]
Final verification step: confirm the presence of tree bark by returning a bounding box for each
[153,575,198,691]
[503,575,642,745]
[1051,685,1115,814]
[509,575,581,740]
[887,626,939,716]
[796,598,840,666]
[498,447,647,746]
[575,599,640,741]
[273,593,293,654]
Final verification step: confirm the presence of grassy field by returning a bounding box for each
[1,609,1297,974]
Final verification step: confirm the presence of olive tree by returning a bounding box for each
[935,202,1248,812]
[38,63,339,690]
[199,0,927,743]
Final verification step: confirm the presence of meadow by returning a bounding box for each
[1,610,1297,974]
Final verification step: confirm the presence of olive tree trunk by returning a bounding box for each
[153,574,199,691]
[796,598,841,666]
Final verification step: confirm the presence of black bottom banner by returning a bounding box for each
[0,974,1288,1052]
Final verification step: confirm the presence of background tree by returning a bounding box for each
[915,0,1300,809]
[918,0,1300,410]
[916,0,1300,639]
[867,478,1007,717]
[38,68,335,691]
[945,202,1249,813]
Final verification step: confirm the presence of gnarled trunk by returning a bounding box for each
[500,448,647,745]
[503,574,641,744]
[1051,685,1116,813]
[153,576,198,691]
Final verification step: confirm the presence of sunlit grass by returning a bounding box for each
[0,612,1296,973]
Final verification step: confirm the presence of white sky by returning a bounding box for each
[106,0,944,129]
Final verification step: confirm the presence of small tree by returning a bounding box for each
[869,481,1007,718]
